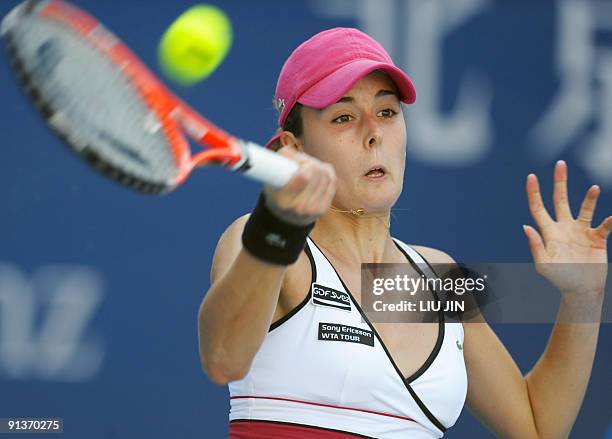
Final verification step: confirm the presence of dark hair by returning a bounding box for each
[283,103,303,137]
[269,103,304,152]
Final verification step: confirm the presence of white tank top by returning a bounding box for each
[228,236,468,438]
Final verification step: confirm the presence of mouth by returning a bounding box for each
[364,165,388,179]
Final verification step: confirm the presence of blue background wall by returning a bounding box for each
[0,0,610,437]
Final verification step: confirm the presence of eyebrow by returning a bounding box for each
[335,89,398,103]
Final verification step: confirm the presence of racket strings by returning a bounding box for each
[5,7,180,192]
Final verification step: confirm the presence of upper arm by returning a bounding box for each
[210,214,250,284]
[412,245,540,439]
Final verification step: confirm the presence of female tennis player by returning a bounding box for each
[198,28,611,438]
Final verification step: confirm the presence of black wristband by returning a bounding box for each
[242,193,315,265]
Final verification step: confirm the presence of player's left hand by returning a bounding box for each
[524,160,612,298]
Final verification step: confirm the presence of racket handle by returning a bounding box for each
[234,142,299,188]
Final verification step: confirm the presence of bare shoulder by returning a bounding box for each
[409,245,488,327]
[218,213,250,244]
[210,213,250,283]
[210,212,311,324]
[409,245,456,264]
[210,213,312,303]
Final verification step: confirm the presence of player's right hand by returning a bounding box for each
[263,146,337,226]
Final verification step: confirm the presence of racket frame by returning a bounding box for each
[2,0,291,194]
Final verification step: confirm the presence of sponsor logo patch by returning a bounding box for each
[318,322,374,347]
[311,283,351,311]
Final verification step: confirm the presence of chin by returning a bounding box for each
[359,185,402,212]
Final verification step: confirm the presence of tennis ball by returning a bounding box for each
[158,4,233,86]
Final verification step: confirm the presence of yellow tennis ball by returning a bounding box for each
[158,4,233,86]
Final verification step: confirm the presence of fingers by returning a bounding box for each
[594,216,612,240]
[292,161,333,215]
[553,160,573,221]
[265,152,337,225]
[307,164,336,215]
[277,145,308,164]
[577,185,600,227]
[523,225,548,263]
[282,162,322,210]
[526,173,554,229]
[319,170,338,211]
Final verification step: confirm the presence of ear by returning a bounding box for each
[279,131,304,153]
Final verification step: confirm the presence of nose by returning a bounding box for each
[363,113,382,149]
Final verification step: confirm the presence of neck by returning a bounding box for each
[310,206,397,265]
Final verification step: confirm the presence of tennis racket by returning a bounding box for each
[1,0,297,194]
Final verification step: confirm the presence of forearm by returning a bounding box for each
[525,291,604,439]
[198,249,287,383]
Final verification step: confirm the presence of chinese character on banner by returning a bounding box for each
[530,0,612,189]
[311,0,612,186]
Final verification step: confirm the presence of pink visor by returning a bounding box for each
[265,27,416,148]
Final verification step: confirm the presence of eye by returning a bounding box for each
[378,108,398,118]
[332,114,353,124]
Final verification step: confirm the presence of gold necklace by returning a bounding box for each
[329,206,366,216]
[328,205,391,229]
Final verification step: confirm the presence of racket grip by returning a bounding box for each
[236,142,299,188]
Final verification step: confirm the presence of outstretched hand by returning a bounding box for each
[524,161,611,297]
